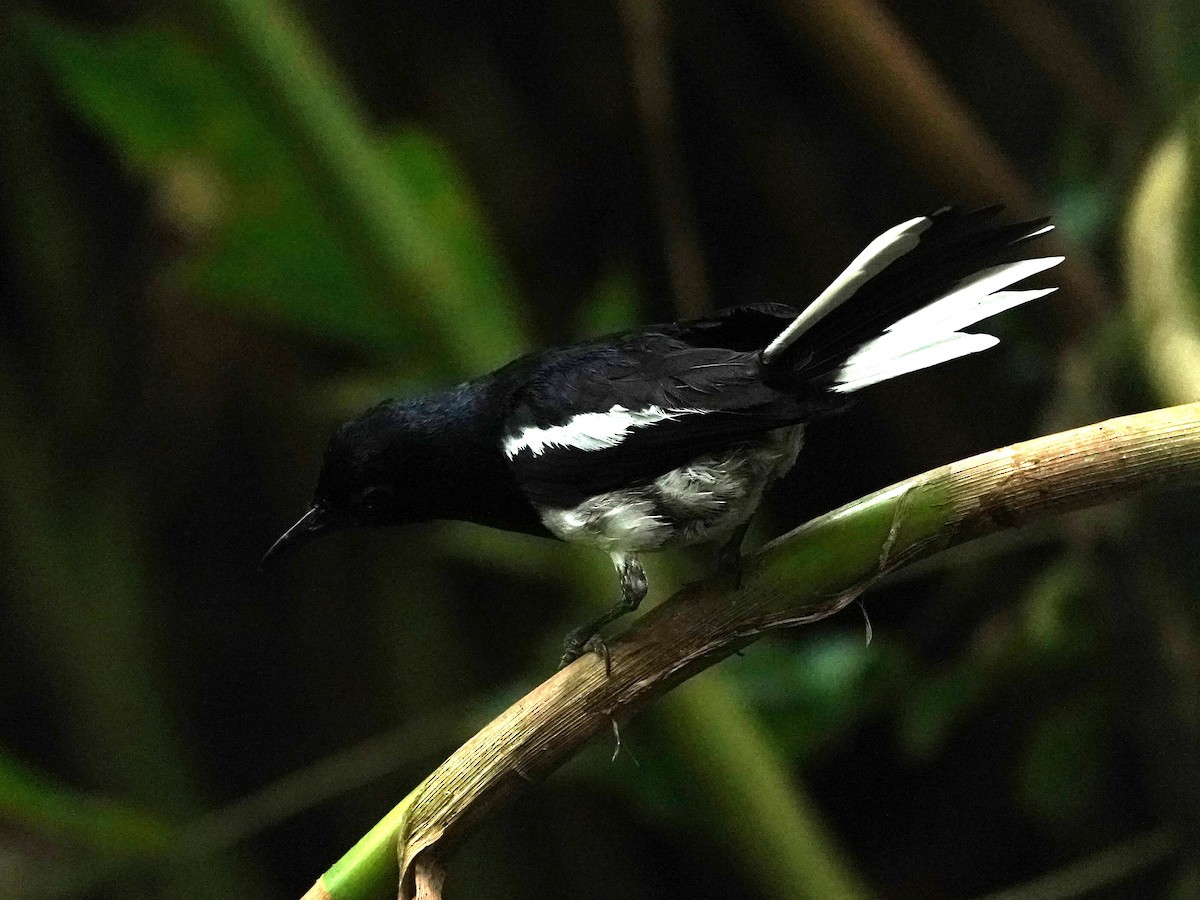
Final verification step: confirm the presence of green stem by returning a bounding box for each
[0,751,175,858]
[569,547,876,900]
[192,0,527,374]
[661,676,873,900]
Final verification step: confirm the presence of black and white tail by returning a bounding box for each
[762,207,1061,393]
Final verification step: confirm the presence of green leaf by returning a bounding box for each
[28,19,524,370]
[0,750,175,857]
[573,268,643,340]
[900,557,1097,759]
[1125,110,1200,406]
[1015,692,1110,825]
[732,633,915,760]
[29,20,396,351]
[898,664,992,760]
[379,129,528,370]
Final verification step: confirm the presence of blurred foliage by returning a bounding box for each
[27,16,524,372]
[1,1,1199,899]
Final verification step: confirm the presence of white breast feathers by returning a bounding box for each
[536,426,804,552]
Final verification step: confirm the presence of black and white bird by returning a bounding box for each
[262,207,1061,668]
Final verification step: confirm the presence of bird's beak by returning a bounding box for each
[260,506,341,570]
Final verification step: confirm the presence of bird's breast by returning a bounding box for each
[535,425,804,552]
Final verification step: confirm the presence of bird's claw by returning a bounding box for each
[585,635,612,675]
[715,546,743,589]
[558,633,612,675]
[558,645,581,670]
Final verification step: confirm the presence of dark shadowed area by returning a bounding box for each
[1,1,1197,899]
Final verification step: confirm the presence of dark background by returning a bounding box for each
[1,1,1198,898]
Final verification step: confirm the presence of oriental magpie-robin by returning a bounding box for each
[262,207,1061,668]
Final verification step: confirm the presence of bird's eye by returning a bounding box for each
[359,485,393,514]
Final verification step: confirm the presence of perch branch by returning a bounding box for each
[298,403,1200,900]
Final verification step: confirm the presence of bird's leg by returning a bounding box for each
[559,552,648,672]
[714,520,752,588]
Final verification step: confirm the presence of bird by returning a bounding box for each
[261,207,1061,669]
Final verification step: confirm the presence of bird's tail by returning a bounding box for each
[761,207,1061,394]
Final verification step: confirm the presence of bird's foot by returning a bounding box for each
[714,545,743,589]
[557,553,645,675]
[558,631,612,675]
[584,634,612,675]
[714,522,750,589]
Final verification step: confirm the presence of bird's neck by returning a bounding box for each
[398,384,550,537]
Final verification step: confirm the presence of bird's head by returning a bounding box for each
[260,401,428,568]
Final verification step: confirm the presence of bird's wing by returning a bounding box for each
[500,332,815,507]
[660,302,799,350]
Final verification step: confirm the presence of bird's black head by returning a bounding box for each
[261,399,446,568]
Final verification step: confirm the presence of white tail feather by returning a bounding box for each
[890,287,1055,339]
[761,216,932,363]
[831,255,1064,394]
[833,333,999,393]
[887,258,1062,337]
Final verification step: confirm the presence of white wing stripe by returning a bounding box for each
[504,405,708,458]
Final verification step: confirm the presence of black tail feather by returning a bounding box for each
[775,207,1053,384]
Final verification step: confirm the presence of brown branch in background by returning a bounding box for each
[766,0,1112,330]
[616,0,713,316]
[980,0,1133,128]
[296,403,1200,900]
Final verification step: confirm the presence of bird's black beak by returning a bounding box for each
[259,506,342,570]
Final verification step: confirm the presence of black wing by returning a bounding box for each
[501,308,823,508]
